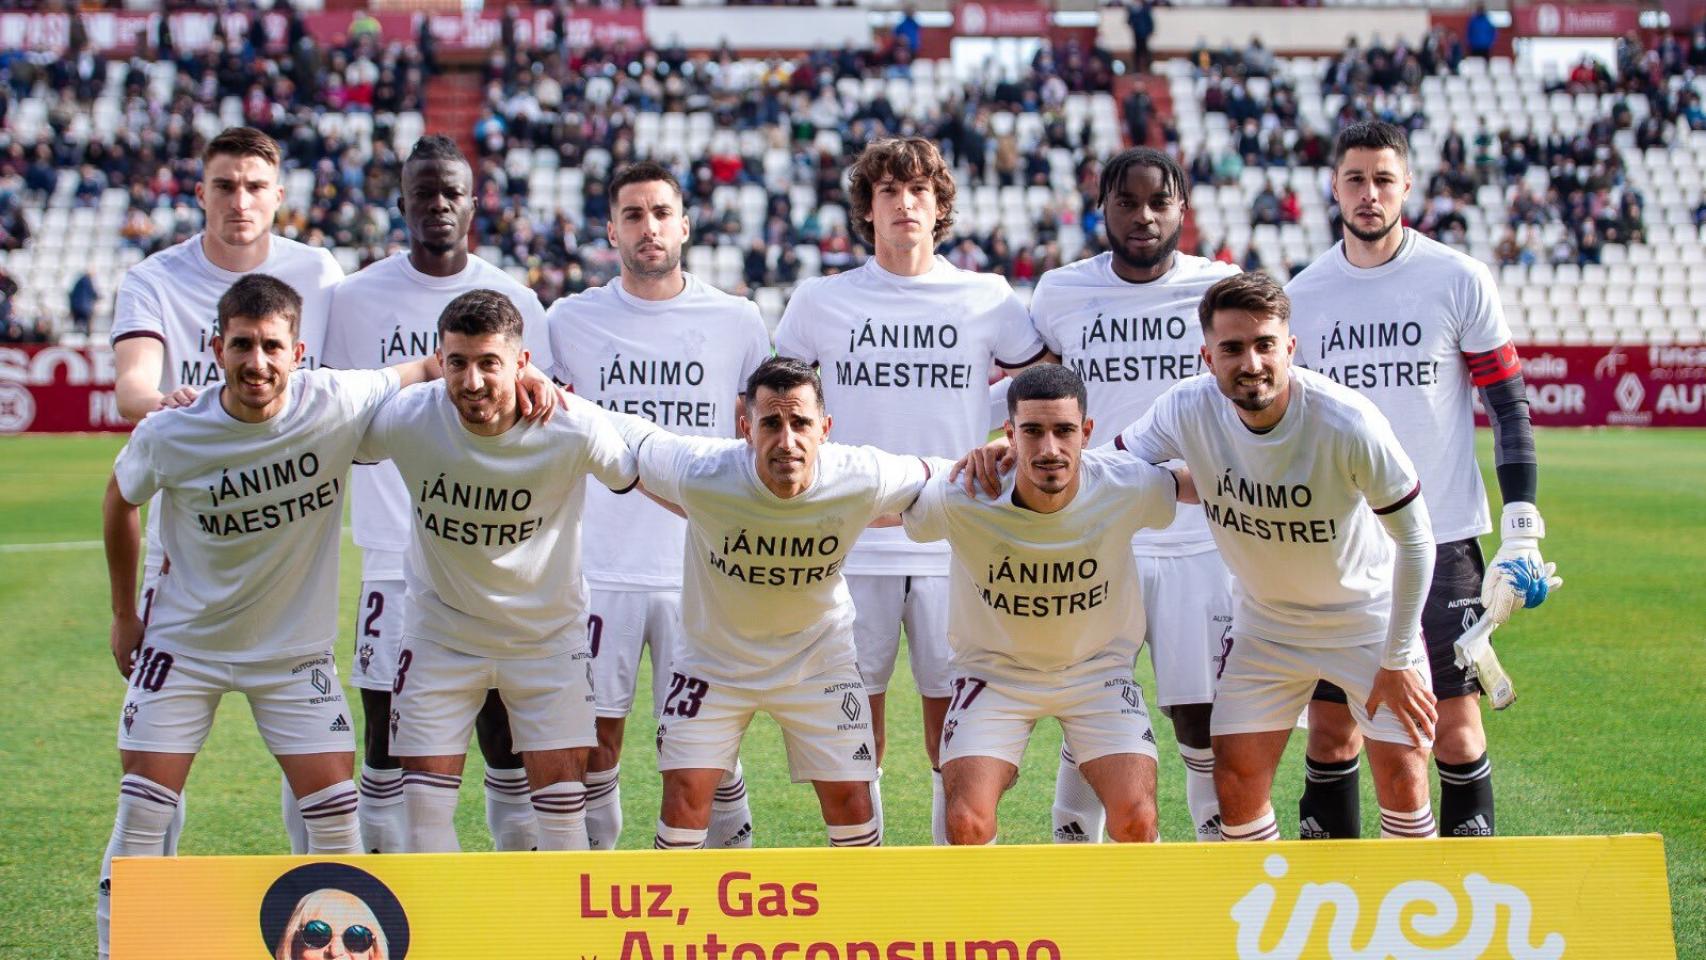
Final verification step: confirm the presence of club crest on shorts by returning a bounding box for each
[942,718,958,744]
[389,707,400,740]
[656,724,667,752]
[122,701,138,735]
[357,642,374,675]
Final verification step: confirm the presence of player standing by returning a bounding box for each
[97,276,431,958]
[322,135,558,853]
[109,126,344,853]
[357,291,637,853]
[1286,121,1558,840]
[545,161,770,850]
[1027,147,1240,842]
[905,365,1186,844]
[774,137,1050,843]
[612,358,932,850]
[1113,273,1441,842]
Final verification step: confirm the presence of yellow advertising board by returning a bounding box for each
[113,835,1675,959]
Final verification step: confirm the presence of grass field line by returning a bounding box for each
[0,539,104,553]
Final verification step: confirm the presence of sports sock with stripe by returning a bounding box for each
[402,770,462,852]
[297,781,363,853]
[1437,752,1495,836]
[1051,745,1105,843]
[484,766,539,851]
[98,775,180,960]
[1298,755,1361,839]
[1379,804,1438,839]
[282,773,308,854]
[584,765,623,851]
[1221,808,1281,842]
[930,767,948,846]
[708,761,754,848]
[531,781,590,850]
[358,764,407,853]
[827,817,882,847]
[654,820,708,850]
[1179,745,1221,841]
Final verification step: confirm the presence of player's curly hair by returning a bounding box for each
[847,137,957,246]
[438,289,524,344]
[203,126,282,171]
[218,274,302,338]
[1332,120,1410,170]
[1198,272,1290,333]
[1097,147,1189,211]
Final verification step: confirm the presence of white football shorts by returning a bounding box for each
[1211,633,1434,748]
[654,662,877,783]
[588,588,682,719]
[1137,549,1235,709]
[848,574,953,698]
[939,669,1159,768]
[350,579,405,691]
[389,636,597,756]
[116,646,354,756]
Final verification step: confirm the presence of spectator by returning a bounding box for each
[1126,1,1155,72]
[894,7,922,57]
[1251,185,1282,225]
[1467,4,1496,59]
[68,272,96,335]
[1279,186,1302,225]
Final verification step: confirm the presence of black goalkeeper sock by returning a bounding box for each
[1299,755,1361,839]
[1437,753,1495,837]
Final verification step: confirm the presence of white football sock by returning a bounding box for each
[1179,745,1222,842]
[827,817,882,847]
[1379,804,1438,839]
[282,773,308,854]
[531,781,590,851]
[99,775,180,960]
[1052,745,1105,843]
[484,766,538,851]
[402,770,462,852]
[1221,809,1281,842]
[709,761,753,848]
[162,790,185,855]
[358,765,407,853]
[584,765,623,851]
[930,768,948,846]
[654,820,708,850]
[297,781,363,854]
[867,767,885,845]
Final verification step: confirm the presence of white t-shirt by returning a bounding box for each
[774,257,1046,576]
[630,428,931,687]
[357,384,637,661]
[111,232,344,566]
[1029,252,1240,556]
[1287,230,1509,543]
[321,252,553,574]
[1116,368,1421,648]
[111,368,398,661]
[545,273,772,591]
[903,449,1178,685]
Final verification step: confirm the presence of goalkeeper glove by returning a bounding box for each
[1481,502,1562,625]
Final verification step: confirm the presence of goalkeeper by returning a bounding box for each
[1285,119,1562,840]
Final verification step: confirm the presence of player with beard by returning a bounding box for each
[98,275,441,959]
[774,138,1050,844]
[1027,148,1240,842]
[1286,121,1558,840]
[544,162,769,850]
[322,135,558,853]
[109,126,344,855]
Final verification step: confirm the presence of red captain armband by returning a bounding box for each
[1464,342,1522,387]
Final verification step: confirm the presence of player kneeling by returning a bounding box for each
[908,365,1189,843]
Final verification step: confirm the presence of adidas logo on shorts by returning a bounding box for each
[1054,821,1092,842]
[852,743,872,762]
[330,714,351,733]
[1141,728,1156,745]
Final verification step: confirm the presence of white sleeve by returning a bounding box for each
[1348,406,1421,512]
[992,286,1048,367]
[110,270,165,347]
[1457,260,1513,354]
[1112,395,1183,464]
[1127,457,1181,531]
[570,395,639,493]
[1376,494,1436,670]
[320,281,355,369]
[772,283,819,363]
[869,448,932,517]
[296,251,344,362]
[333,367,401,420]
[633,431,721,505]
[900,474,951,544]
[354,384,404,464]
[1027,278,1065,356]
[112,428,162,505]
[519,291,556,375]
[739,303,773,387]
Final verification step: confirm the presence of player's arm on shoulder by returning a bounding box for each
[895,470,952,540]
[572,395,640,494]
[1367,486,1438,746]
[113,335,181,421]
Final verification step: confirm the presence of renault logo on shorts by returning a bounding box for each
[1122,684,1139,709]
[841,692,861,722]
[310,667,332,696]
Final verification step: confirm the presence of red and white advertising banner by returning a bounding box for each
[955,0,1052,37]
[0,8,643,56]
[1474,344,1706,427]
[0,344,130,435]
[1510,2,1644,38]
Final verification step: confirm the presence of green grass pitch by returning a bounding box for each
[1,429,1702,956]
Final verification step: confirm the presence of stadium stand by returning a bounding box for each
[2,9,1703,345]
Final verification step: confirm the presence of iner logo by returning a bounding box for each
[1230,854,1564,959]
